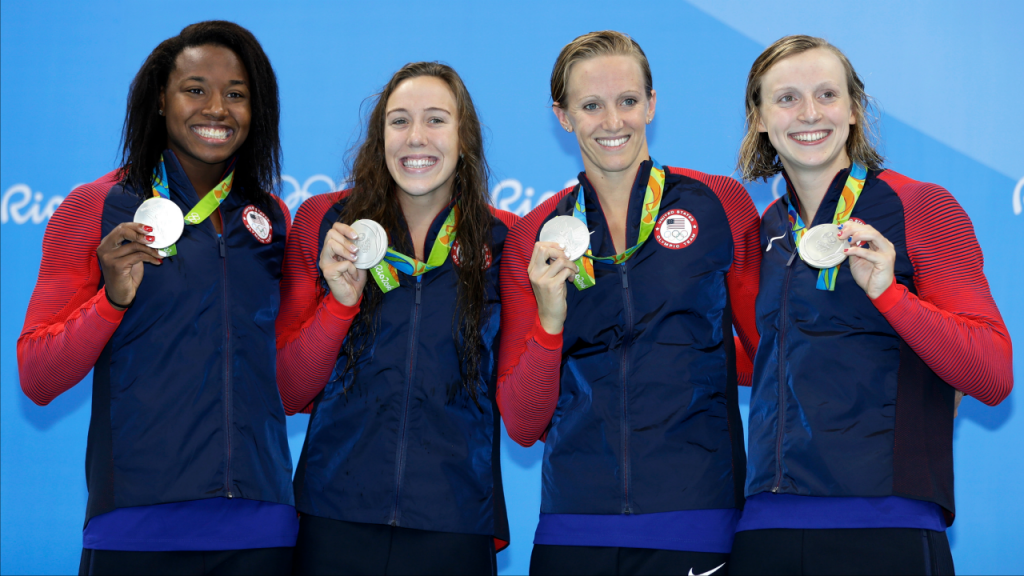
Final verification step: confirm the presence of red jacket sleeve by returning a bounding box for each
[489,206,520,230]
[669,168,761,385]
[275,191,360,416]
[872,171,1013,406]
[17,172,126,406]
[275,195,293,234]
[495,189,572,447]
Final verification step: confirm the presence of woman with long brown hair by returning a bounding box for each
[276,62,515,575]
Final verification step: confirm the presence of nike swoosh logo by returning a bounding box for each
[688,562,726,576]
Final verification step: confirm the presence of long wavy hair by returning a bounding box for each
[738,35,883,181]
[335,62,493,404]
[120,20,281,207]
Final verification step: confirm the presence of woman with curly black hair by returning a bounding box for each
[276,61,515,575]
[17,20,296,575]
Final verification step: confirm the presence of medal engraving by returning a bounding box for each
[798,223,847,268]
[350,219,387,269]
[133,197,184,249]
[539,216,590,261]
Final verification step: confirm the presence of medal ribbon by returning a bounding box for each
[369,204,460,294]
[569,159,666,290]
[786,163,867,291]
[151,154,235,256]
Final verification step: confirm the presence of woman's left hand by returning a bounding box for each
[838,221,896,300]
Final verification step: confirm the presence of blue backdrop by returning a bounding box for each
[2,1,1021,574]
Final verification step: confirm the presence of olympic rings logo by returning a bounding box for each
[280,174,337,213]
[4,172,1022,225]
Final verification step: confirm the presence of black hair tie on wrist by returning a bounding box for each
[105,290,135,310]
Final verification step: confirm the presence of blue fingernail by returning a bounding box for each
[838,224,844,230]
[847,238,852,243]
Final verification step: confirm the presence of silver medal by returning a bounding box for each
[133,197,184,250]
[350,219,388,270]
[798,223,847,268]
[539,216,590,261]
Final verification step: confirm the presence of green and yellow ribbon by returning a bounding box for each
[786,163,867,291]
[369,204,460,294]
[569,159,665,290]
[151,154,234,256]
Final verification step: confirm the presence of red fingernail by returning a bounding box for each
[144,225,153,232]
[844,249,849,253]
[146,235,155,242]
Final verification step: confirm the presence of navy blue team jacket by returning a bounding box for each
[520,160,754,516]
[748,167,958,518]
[292,197,512,544]
[87,151,294,524]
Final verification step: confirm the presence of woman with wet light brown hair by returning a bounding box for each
[737,35,883,183]
[276,61,516,575]
[731,35,1012,575]
[498,30,762,575]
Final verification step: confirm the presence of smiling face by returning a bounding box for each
[160,45,251,180]
[554,55,656,184]
[384,76,460,204]
[757,48,856,177]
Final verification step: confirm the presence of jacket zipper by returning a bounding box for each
[772,248,798,493]
[391,276,422,525]
[219,229,234,498]
[619,265,634,514]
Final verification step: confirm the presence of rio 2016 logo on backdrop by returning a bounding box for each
[1,175,339,225]
[1,184,71,225]
[491,178,579,216]
[6,174,1023,225]
[2,175,576,224]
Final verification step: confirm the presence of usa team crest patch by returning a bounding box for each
[242,205,272,244]
[655,209,698,249]
[451,239,492,269]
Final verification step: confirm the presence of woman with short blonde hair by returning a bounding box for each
[498,30,761,575]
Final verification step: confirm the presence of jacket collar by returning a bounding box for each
[161,148,239,208]
[576,158,653,257]
[781,165,853,226]
[394,193,459,260]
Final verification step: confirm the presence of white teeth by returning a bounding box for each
[597,136,629,147]
[192,126,230,140]
[403,158,437,168]
[792,131,829,142]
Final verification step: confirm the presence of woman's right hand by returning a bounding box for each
[97,222,164,309]
[320,222,367,307]
[528,241,578,335]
